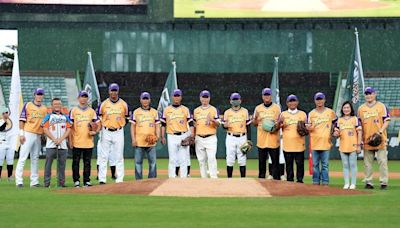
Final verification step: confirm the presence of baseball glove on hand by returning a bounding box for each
[296,121,309,137]
[181,136,195,146]
[367,133,382,147]
[88,122,98,132]
[240,140,253,154]
[145,135,158,144]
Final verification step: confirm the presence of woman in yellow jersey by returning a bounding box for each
[333,101,362,190]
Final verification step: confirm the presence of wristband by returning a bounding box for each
[19,129,25,137]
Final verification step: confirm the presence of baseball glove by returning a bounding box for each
[181,136,195,146]
[296,121,309,137]
[145,135,158,144]
[367,133,382,147]
[88,122,98,132]
[240,140,253,154]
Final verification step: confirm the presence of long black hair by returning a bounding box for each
[340,101,355,117]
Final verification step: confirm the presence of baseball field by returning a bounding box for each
[174,0,400,18]
[1,159,399,227]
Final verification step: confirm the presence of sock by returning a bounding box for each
[187,166,191,176]
[240,166,246,178]
[110,166,116,178]
[175,167,180,176]
[7,165,13,178]
[0,166,2,178]
[96,165,99,180]
[227,166,233,178]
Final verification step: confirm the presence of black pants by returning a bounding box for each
[284,151,304,182]
[269,163,285,176]
[72,147,93,183]
[258,147,280,180]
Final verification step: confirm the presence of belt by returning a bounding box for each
[173,132,187,135]
[197,134,214,138]
[228,133,246,137]
[104,127,122,132]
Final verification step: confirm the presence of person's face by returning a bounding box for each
[2,112,9,119]
[315,98,325,107]
[262,94,272,103]
[173,95,182,104]
[78,95,88,105]
[342,103,351,116]
[34,94,44,103]
[287,100,298,109]
[365,92,376,103]
[109,90,119,100]
[52,100,62,112]
[200,96,210,105]
[230,98,241,107]
[141,98,150,107]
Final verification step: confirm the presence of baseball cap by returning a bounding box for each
[109,83,119,91]
[230,92,241,100]
[364,87,376,94]
[286,94,298,102]
[173,89,182,96]
[314,92,326,100]
[34,88,45,95]
[262,88,272,95]
[200,90,210,98]
[0,106,9,114]
[78,90,89,97]
[140,92,151,99]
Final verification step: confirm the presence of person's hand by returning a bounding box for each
[356,145,361,154]
[20,136,26,144]
[89,131,96,136]
[333,128,340,137]
[206,113,212,126]
[161,137,166,145]
[224,120,231,128]
[54,138,61,145]
[131,139,137,147]
[306,123,313,131]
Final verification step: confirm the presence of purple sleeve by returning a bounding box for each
[383,105,390,121]
[96,102,102,116]
[19,102,28,121]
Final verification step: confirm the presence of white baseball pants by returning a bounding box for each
[226,134,247,167]
[195,135,218,178]
[98,128,124,183]
[15,132,41,186]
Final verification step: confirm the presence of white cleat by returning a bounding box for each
[280,175,287,181]
[267,175,273,180]
[349,184,356,190]
[343,184,350,189]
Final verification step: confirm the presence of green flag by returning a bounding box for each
[83,52,101,106]
[344,28,365,110]
[271,57,280,106]
[157,61,178,117]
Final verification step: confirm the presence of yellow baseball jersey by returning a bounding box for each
[161,105,192,134]
[336,116,361,153]
[223,107,251,134]
[280,110,307,152]
[20,102,48,134]
[98,98,129,129]
[253,103,281,149]
[193,105,219,136]
[358,101,390,150]
[308,108,337,150]
[130,107,160,147]
[69,106,99,149]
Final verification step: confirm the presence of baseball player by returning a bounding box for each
[253,88,281,179]
[223,92,252,178]
[96,140,117,180]
[160,89,194,178]
[42,98,72,188]
[0,106,14,181]
[358,87,390,190]
[307,92,337,185]
[15,88,47,187]
[193,90,220,178]
[280,94,307,183]
[97,83,129,184]
[130,92,160,180]
[69,91,100,187]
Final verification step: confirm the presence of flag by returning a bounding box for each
[83,52,101,106]
[157,61,178,117]
[7,51,23,152]
[269,57,285,167]
[344,28,365,111]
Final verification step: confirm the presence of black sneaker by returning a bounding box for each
[84,182,92,187]
[16,184,24,188]
[111,176,116,180]
[99,181,106,185]
[380,184,388,190]
[365,183,374,189]
[31,184,41,188]
[74,181,80,188]
[44,184,50,188]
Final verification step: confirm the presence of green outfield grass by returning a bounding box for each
[0,159,399,227]
[174,0,400,18]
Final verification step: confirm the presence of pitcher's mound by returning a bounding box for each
[60,178,369,197]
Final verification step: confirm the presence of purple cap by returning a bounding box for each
[200,90,210,97]
[364,87,376,94]
[262,88,272,95]
[314,92,326,100]
[109,83,119,91]
[34,88,45,95]
[140,92,151,99]
[286,94,298,102]
[173,89,182,96]
[78,90,88,97]
[230,92,241,100]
